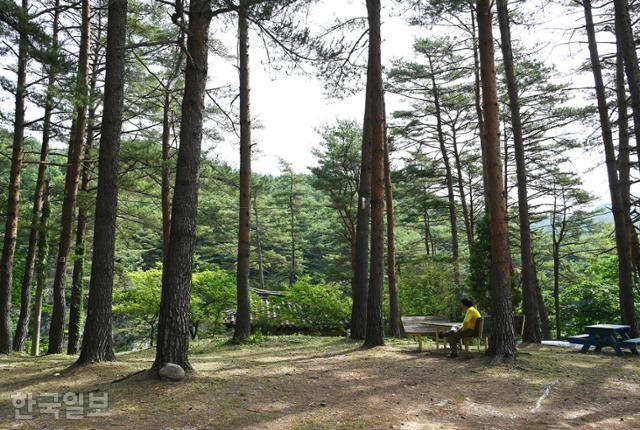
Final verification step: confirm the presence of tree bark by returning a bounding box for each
[428,55,460,295]
[351,96,372,340]
[152,0,212,372]
[48,0,91,354]
[67,27,102,355]
[583,0,638,337]
[253,192,266,290]
[384,123,400,337]
[477,0,517,362]
[161,45,184,261]
[614,0,640,167]
[0,0,29,354]
[496,0,541,343]
[288,175,297,287]
[234,0,252,342]
[12,0,60,352]
[614,7,640,279]
[364,0,385,348]
[451,127,473,247]
[31,186,51,356]
[471,6,489,206]
[532,252,551,340]
[76,0,128,365]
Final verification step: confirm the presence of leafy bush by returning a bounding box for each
[559,255,639,335]
[114,267,236,348]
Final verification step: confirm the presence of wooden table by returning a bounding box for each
[425,322,461,350]
[568,324,639,356]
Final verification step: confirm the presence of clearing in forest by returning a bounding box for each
[1,336,639,429]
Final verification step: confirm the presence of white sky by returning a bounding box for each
[0,0,630,206]
[208,0,621,206]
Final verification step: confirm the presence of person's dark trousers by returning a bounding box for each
[444,328,476,356]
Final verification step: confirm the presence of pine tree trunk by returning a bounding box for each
[152,0,212,372]
[423,207,432,255]
[0,0,29,354]
[614,7,640,278]
[351,96,372,340]
[364,0,385,348]
[48,0,91,354]
[162,92,172,260]
[471,7,489,205]
[253,192,266,290]
[553,242,561,339]
[234,0,252,342]
[76,0,128,365]
[66,149,91,355]
[451,128,473,247]
[583,0,638,337]
[532,252,552,339]
[288,180,297,287]
[428,56,460,294]
[12,0,60,352]
[31,186,51,356]
[476,0,517,362]
[161,47,183,261]
[67,32,102,355]
[496,0,541,343]
[384,123,400,337]
[614,0,640,167]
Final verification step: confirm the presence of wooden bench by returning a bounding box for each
[620,337,640,355]
[401,316,449,352]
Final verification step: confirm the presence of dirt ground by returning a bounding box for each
[1,336,639,429]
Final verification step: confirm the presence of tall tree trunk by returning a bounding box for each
[614,0,640,167]
[67,30,102,355]
[31,186,51,356]
[384,124,400,337]
[12,0,60,352]
[0,0,29,354]
[253,192,266,290]
[234,0,252,342]
[423,206,432,255]
[162,96,173,259]
[66,137,92,355]
[471,6,489,206]
[48,0,91,354]
[351,96,372,340]
[532,252,552,340]
[552,242,561,339]
[476,0,516,362]
[428,56,460,294]
[451,127,473,247]
[364,0,385,348]
[161,47,184,261]
[614,7,640,278]
[76,0,128,365]
[288,178,296,287]
[497,0,541,343]
[152,0,212,372]
[583,0,638,337]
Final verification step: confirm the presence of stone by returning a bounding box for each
[159,363,185,381]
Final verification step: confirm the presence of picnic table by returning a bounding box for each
[568,324,640,356]
[401,317,460,351]
[427,322,461,349]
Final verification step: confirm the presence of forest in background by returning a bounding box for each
[0,0,638,366]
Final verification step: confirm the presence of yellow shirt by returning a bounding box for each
[462,306,481,331]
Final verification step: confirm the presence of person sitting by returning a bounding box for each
[443,298,481,358]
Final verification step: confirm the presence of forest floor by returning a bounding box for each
[1,336,639,430]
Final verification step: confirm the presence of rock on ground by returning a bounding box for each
[159,363,185,381]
